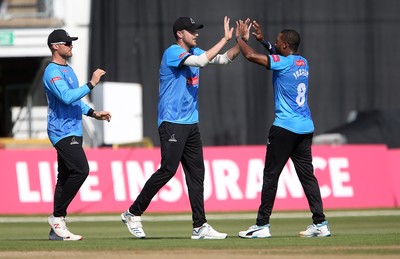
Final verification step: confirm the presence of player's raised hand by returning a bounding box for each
[240,18,252,42]
[235,19,247,39]
[252,20,264,42]
[90,68,106,86]
[223,16,234,42]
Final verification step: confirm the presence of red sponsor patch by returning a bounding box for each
[296,60,305,66]
[272,55,280,62]
[179,51,189,59]
[50,76,61,83]
[187,76,199,86]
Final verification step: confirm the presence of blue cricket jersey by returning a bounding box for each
[268,54,314,134]
[158,44,205,127]
[42,62,92,145]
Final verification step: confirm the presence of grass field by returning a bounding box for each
[0,210,399,259]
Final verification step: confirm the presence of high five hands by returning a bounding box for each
[235,18,252,41]
[235,18,267,43]
[223,16,234,42]
[251,20,264,42]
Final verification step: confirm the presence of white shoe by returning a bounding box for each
[191,223,227,240]
[47,215,71,238]
[299,221,331,237]
[239,224,271,238]
[48,228,83,241]
[121,210,146,238]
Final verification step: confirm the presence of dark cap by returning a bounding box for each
[47,29,78,46]
[173,17,204,34]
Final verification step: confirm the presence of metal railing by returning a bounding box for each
[9,57,50,138]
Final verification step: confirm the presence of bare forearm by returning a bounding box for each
[205,38,229,61]
[237,37,269,67]
[226,44,240,60]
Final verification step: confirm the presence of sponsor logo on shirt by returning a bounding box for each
[50,76,61,83]
[187,76,199,86]
[296,60,306,66]
[272,55,280,62]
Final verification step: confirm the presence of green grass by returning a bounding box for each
[0,211,399,256]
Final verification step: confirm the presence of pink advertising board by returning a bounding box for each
[388,149,400,206]
[0,145,397,214]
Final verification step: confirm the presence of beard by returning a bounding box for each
[61,52,73,60]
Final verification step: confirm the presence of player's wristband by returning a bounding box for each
[87,108,95,117]
[87,81,94,90]
[259,39,276,54]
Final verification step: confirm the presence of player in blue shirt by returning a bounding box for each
[121,16,243,239]
[235,20,331,238]
[43,29,111,241]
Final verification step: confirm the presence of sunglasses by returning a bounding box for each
[51,42,73,47]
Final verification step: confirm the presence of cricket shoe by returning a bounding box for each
[191,223,227,239]
[47,214,71,238]
[121,210,146,238]
[238,224,271,238]
[299,221,331,237]
[48,228,83,241]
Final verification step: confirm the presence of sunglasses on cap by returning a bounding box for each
[51,42,73,47]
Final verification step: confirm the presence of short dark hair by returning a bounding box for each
[281,29,301,52]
